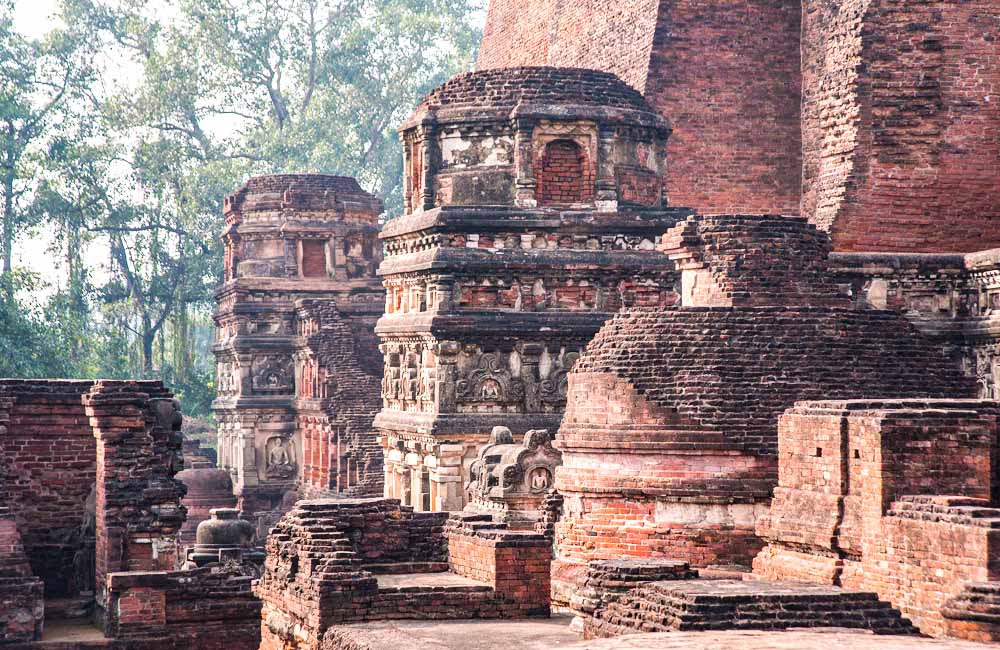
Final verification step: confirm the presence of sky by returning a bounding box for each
[12,0,67,287]
[13,0,59,40]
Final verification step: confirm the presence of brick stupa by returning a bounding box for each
[552,214,978,604]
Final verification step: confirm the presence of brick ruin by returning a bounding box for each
[214,174,385,534]
[254,498,551,650]
[477,0,1000,253]
[753,399,1000,639]
[4,2,1000,648]
[552,214,979,603]
[0,379,260,648]
[376,67,689,512]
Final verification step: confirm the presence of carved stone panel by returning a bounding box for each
[252,356,295,395]
[264,436,297,481]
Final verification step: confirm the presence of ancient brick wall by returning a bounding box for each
[0,380,96,596]
[753,400,1000,639]
[85,382,186,612]
[477,0,802,215]
[445,515,551,616]
[478,0,658,91]
[0,507,43,643]
[643,0,802,215]
[105,568,261,649]
[256,500,551,650]
[296,300,384,497]
[801,0,1000,252]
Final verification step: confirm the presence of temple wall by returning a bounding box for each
[801,0,1000,252]
[0,381,97,596]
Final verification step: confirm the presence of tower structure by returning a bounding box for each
[477,0,803,218]
[553,214,977,602]
[478,0,1000,253]
[375,67,691,512]
[213,174,385,532]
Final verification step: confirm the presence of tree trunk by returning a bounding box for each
[142,313,154,375]
[2,171,14,297]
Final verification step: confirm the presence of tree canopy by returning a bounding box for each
[0,0,483,418]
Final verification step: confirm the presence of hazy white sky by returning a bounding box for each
[13,0,66,287]
[13,0,59,39]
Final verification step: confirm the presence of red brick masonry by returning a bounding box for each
[754,399,1000,640]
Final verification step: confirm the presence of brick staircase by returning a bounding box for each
[585,579,919,637]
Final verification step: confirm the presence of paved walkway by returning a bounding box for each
[328,620,998,650]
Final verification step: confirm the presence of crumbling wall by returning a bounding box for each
[446,514,551,616]
[801,0,1000,252]
[753,399,1000,639]
[0,380,97,596]
[256,500,551,650]
[85,381,186,613]
[0,507,43,643]
[105,567,261,649]
[296,300,384,498]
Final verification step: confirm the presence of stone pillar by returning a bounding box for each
[594,125,618,212]
[514,118,538,208]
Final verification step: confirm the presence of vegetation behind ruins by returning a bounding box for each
[0,0,483,419]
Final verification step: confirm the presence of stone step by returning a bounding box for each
[586,579,919,638]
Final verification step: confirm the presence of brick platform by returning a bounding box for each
[568,559,697,631]
[584,579,917,638]
[753,399,1000,641]
[255,499,553,650]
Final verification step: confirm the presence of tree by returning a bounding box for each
[0,3,91,293]
[5,0,482,418]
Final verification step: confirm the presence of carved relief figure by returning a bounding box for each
[418,367,437,403]
[265,436,297,480]
[539,351,580,405]
[252,356,294,394]
[456,353,525,404]
[528,466,552,492]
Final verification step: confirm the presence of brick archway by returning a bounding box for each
[536,139,594,206]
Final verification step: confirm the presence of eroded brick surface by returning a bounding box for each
[554,215,976,602]
[214,174,385,533]
[477,1,803,216]
[754,400,1000,640]
[255,499,551,650]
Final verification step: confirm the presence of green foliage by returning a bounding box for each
[1,0,483,419]
[0,271,75,377]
